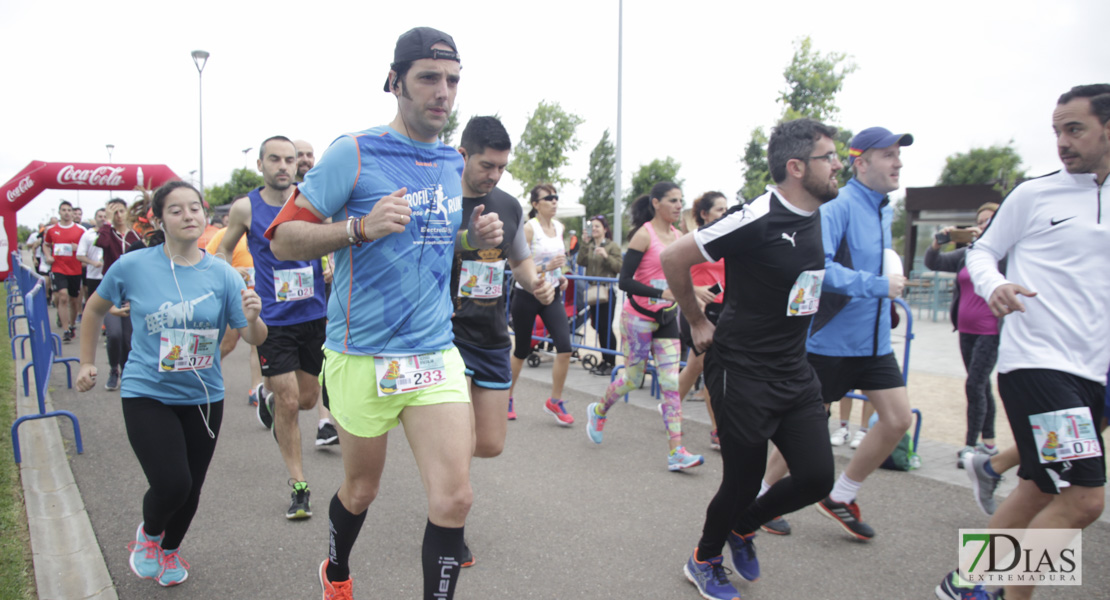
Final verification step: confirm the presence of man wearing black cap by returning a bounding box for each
[805,126,913,541]
[267,26,502,600]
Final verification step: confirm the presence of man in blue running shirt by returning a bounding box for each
[268,27,502,600]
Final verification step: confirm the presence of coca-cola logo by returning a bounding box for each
[5,176,34,202]
[57,165,125,187]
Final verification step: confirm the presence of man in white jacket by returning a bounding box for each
[937,83,1110,600]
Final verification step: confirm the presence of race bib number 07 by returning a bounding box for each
[374,353,447,396]
[1030,406,1102,464]
[159,328,218,372]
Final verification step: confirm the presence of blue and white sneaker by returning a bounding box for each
[156,549,189,586]
[586,402,606,444]
[127,522,163,580]
[683,549,740,600]
[726,531,760,582]
[935,570,999,599]
[668,446,704,471]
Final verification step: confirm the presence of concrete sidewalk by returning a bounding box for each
[14,305,1110,598]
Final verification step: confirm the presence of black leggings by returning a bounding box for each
[122,397,223,550]
[586,298,617,365]
[697,373,834,558]
[959,332,998,446]
[105,313,132,371]
[511,289,571,358]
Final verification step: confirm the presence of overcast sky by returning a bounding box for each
[3,0,1107,228]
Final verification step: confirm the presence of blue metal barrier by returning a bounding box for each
[11,280,83,463]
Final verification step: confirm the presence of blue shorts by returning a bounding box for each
[455,339,512,390]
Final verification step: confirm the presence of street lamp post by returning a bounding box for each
[241,147,253,168]
[191,50,210,194]
[106,144,115,205]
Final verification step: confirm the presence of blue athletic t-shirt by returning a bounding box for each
[247,187,327,326]
[297,126,465,356]
[97,246,248,404]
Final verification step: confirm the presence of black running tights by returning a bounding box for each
[696,399,834,559]
[122,397,222,550]
[104,313,132,371]
[511,289,571,358]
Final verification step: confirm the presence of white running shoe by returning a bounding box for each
[849,429,867,449]
[830,426,850,446]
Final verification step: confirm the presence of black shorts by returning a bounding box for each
[807,352,905,403]
[50,272,81,297]
[84,278,101,296]
[455,339,512,390]
[999,369,1106,494]
[705,351,827,447]
[257,317,326,377]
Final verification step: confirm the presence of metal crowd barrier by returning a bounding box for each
[9,253,84,463]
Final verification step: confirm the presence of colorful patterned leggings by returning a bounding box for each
[601,310,683,440]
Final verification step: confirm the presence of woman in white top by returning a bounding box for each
[508,184,574,425]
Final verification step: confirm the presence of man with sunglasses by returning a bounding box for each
[804,126,912,541]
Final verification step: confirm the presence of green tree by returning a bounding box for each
[937,143,1026,195]
[17,225,32,245]
[439,108,460,146]
[579,129,616,223]
[740,36,857,199]
[507,101,584,192]
[205,168,264,207]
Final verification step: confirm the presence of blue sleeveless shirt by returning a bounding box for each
[246,187,326,326]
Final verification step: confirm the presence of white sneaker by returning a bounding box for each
[849,429,867,449]
[830,426,850,446]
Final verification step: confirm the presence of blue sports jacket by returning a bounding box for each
[807,178,894,357]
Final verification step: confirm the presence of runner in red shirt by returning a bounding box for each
[44,200,86,342]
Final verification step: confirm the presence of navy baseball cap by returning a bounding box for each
[383,27,460,92]
[848,127,913,164]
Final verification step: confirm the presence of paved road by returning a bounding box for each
[40,331,1110,599]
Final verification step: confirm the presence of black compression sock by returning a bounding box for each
[422,519,464,600]
[325,493,367,583]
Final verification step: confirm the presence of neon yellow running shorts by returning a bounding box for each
[321,346,469,438]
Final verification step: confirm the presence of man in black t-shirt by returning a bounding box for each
[450,116,552,567]
[663,118,842,600]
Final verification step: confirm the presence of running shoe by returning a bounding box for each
[507,397,517,421]
[543,398,574,426]
[248,387,258,407]
[830,426,850,446]
[156,550,189,586]
[957,445,976,469]
[668,446,704,471]
[760,516,791,536]
[316,422,339,447]
[127,522,164,580]
[726,531,760,582]
[460,539,475,568]
[256,384,274,429]
[817,496,875,540]
[710,429,721,451]
[849,429,867,449]
[62,330,73,343]
[586,402,606,444]
[965,452,1002,516]
[104,368,120,392]
[319,559,354,600]
[287,481,312,520]
[935,570,999,599]
[976,443,999,457]
[683,549,740,600]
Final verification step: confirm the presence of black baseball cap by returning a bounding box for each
[383,27,460,92]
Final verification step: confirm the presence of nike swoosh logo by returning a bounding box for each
[1050,216,1076,226]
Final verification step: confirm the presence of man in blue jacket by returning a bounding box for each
[807,127,912,540]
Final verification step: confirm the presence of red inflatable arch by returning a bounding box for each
[0,161,181,280]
